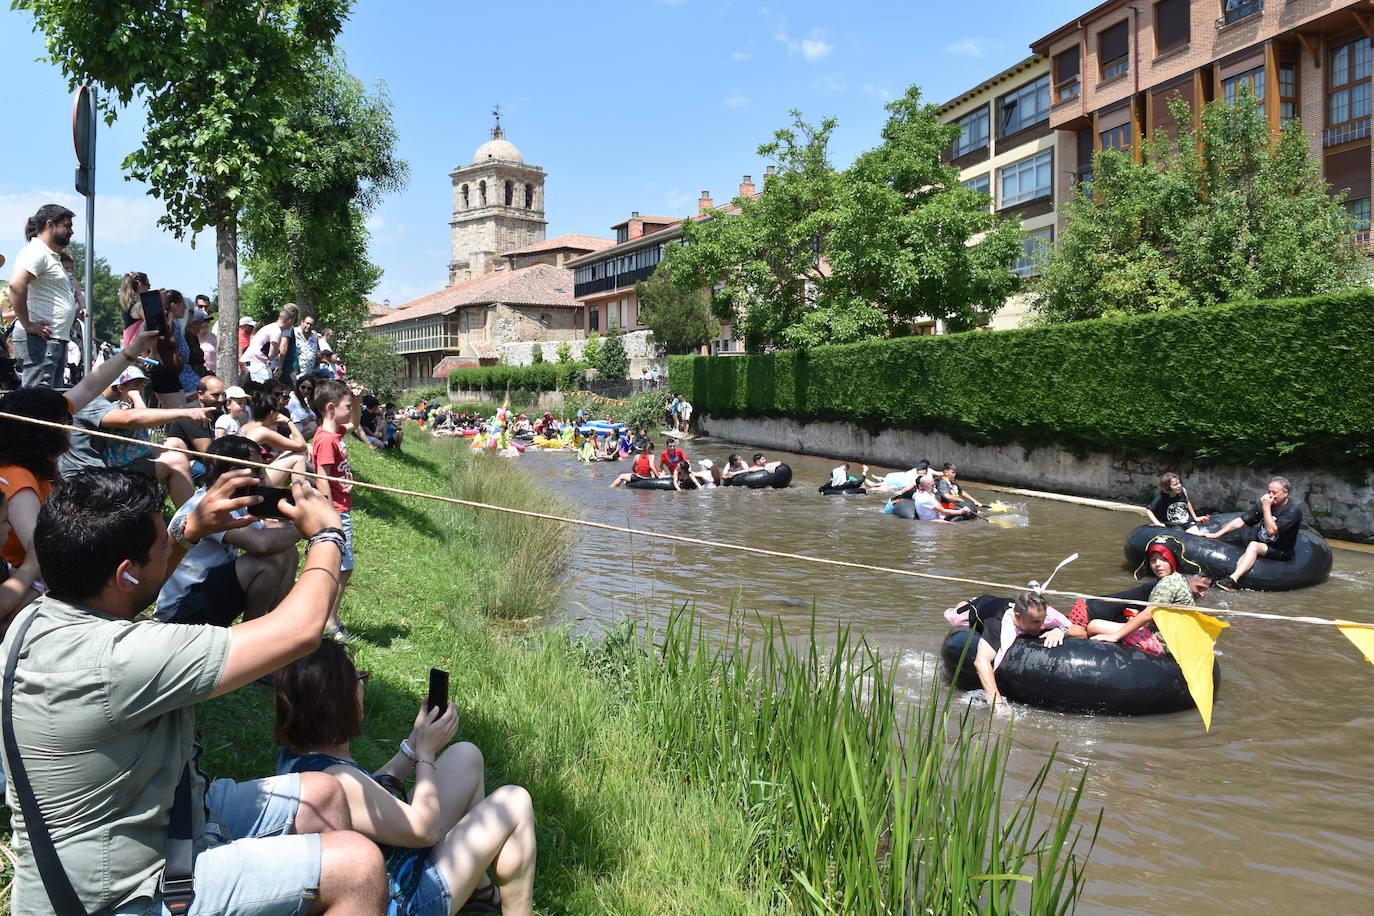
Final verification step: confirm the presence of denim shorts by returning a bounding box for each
[111,774,320,916]
[339,511,355,572]
[407,853,453,916]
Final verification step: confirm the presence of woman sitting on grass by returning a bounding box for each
[275,641,537,915]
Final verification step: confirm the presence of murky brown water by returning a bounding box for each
[514,436,1374,915]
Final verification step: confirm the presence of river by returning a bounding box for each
[512,435,1374,915]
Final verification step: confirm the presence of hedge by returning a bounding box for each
[449,361,589,393]
[667,290,1374,469]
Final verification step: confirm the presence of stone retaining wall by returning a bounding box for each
[700,414,1374,542]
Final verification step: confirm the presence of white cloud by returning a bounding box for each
[732,49,752,61]
[365,214,387,232]
[800,38,832,61]
[862,83,894,102]
[945,38,987,58]
[724,89,749,107]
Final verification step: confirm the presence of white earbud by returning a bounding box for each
[122,571,141,586]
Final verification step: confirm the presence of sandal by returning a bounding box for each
[459,881,501,913]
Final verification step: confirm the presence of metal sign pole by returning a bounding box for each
[83,92,96,373]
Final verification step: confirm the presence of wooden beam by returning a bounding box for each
[1356,12,1374,41]
[1132,94,1143,163]
[1297,31,1321,68]
[1265,40,1281,140]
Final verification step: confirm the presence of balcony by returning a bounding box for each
[1323,117,1372,148]
[1219,0,1262,27]
[574,263,659,299]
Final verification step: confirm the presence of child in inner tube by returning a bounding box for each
[944,591,1086,710]
[748,453,782,473]
[720,454,749,480]
[1087,536,1197,656]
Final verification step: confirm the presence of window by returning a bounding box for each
[1347,196,1371,233]
[998,150,1053,207]
[589,307,600,332]
[1327,38,1372,146]
[1012,227,1054,277]
[1223,65,1265,116]
[504,181,513,206]
[1100,122,1132,151]
[1222,0,1262,26]
[478,180,487,205]
[999,75,1051,135]
[1155,0,1189,54]
[1054,46,1081,102]
[1279,63,1297,128]
[461,184,470,209]
[616,226,628,243]
[1100,22,1129,81]
[525,183,534,208]
[952,106,989,157]
[962,174,990,195]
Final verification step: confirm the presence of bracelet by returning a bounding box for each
[299,567,339,584]
[399,738,417,762]
[416,758,436,772]
[307,532,346,553]
[312,527,345,541]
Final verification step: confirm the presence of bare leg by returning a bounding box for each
[265,452,307,487]
[1229,541,1268,584]
[310,830,387,915]
[294,771,351,833]
[236,548,298,621]
[155,451,195,507]
[430,784,536,916]
[325,568,352,633]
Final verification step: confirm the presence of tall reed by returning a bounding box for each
[588,608,1099,913]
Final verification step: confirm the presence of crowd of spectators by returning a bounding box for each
[0,204,536,914]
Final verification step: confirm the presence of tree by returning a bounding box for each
[63,243,122,345]
[663,111,842,351]
[1033,89,1367,323]
[531,343,544,364]
[240,55,408,337]
[830,86,1023,333]
[555,340,572,363]
[340,330,403,400]
[581,332,601,368]
[597,325,629,379]
[17,0,351,382]
[634,267,720,354]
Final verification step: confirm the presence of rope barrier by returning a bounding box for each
[1,409,1371,632]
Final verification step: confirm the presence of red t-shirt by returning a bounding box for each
[633,453,654,476]
[310,428,353,512]
[659,447,686,470]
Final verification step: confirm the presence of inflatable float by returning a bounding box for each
[1123,512,1331,591]
[886,497,979,520]
[941,627,1217,715]
[626,475,701,491]
[819,480,865,495]
[721,464,793,489]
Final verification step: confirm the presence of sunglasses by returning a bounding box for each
[357,670,370,687]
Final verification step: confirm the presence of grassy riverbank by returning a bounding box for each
[2,430,1097,913]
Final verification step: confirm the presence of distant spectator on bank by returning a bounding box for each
[1144,472,1207,530]
[184,306,211,380]
[1,467,387,913]
[1206,477,1303,590]
[7,204,77,388]
[194,295,219,374]
[295,314,322,379]
[215,384,251,438]
[56,251,86,324]
[118,270,151,348]
[155,436,302,625]
[311,379,362,644]
[60,365,205,507]
[286,374,320,440]
[244,304,299,385]
[164,374,228,480]
[237,315,257,375]
[145,289,192,408]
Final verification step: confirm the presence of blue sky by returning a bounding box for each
[1,0,1085,311]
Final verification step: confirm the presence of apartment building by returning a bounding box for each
[938,55,1057,329]
[1033,0,1374,237]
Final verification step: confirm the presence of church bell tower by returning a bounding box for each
[448,111,548,283]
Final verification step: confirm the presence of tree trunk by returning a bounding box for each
[216,215,240,385]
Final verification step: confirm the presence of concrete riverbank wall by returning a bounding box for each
[700,414,1374,542]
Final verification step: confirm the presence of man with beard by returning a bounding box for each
[7,205,78,387]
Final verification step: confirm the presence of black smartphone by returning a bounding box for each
[427,668,449,714]
[139,289,166,334]
[248,485,291,519]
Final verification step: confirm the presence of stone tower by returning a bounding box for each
[448,122,547,284]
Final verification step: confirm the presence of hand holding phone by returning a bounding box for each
[426,667,449,714]
[248,485,291,520]
[139,289,166,335]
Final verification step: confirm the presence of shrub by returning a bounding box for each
[669,289,1374,469]
[449,362,589,394]
[555,340,572,363]
[597,326,629,380]
[531,343,544,364]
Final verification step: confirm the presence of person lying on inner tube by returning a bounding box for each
[749,453,782,473]
[1087,535,1198,655]
[1202,476,1302,591]
[720,454,749,480]
[865,460,931,496]
[608,449,659,487]
[827,462,869,491]
[944,591,1087,710]
[936,463,984,510]
[892,475,974,521]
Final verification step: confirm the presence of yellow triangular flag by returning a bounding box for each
[1336,621,1374,668]
[1153,606,1230,731]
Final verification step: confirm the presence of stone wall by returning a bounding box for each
[699,413,1374,542]
[501,330,658,366]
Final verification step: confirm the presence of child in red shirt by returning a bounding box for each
[310,378,361,644]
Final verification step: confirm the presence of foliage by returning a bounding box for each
[340,331,403,400]
[581,332,601,368]
[669,289,1374,469]
[531,343,544,364]
[661,94,1021,350]
[595,325,629,380]
[410,383,447,404]
[1033,89,1368,323]
[563,390,669,435]
[555,340,573,363]
[449,361,590,393]
[63,243,122,345]
[634,268,719,354]
[240,54,408,338]
[16,0,351,380]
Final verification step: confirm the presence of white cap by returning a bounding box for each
[699,458,714,469]
[224,385,250,400]
[115,366,147,385]
[239,316,257,327]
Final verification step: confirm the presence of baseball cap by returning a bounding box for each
[239,316,257,327]
[115,366,147,385]
[224,385,250,400]
[191,308,211,323]
[699,458,714,469]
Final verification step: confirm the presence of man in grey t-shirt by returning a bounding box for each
[1,469,384,914]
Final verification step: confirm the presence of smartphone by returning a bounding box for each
[427,668,449,714]
[139,289,166,335]
[248,485,291,519]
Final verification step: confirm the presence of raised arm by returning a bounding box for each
[101,405,212,431]
[66,332,158,411]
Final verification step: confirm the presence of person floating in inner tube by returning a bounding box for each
[936,463,984,511]
[1144,471,1208,530]
[691,458,717,488]
[865,459,932,496]
[898,474,974,521]
[944,591,1086,710]
[720,454,749,481]
[609,448,659,487]
[749,453,782,473]
[1087,535,1198,655]
[1204,476,1302,591]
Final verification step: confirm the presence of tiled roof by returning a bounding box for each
[432,356,469,377]
[501,233,615,257]
[366,300,392,317]
[369,264,577,327]
[471,342,500,360]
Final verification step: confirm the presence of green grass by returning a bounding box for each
[1,429,1098,914]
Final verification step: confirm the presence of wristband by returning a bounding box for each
[312,526,345,541]
[399,738,417,762]
[308,534,346,554]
